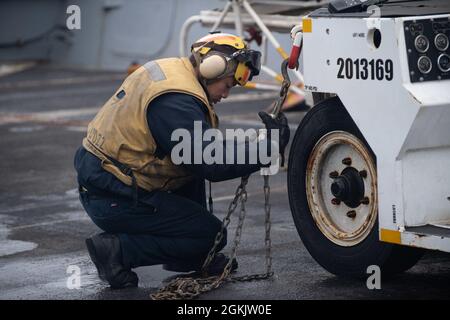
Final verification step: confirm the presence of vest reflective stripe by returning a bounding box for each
[144,61,166,82]
[83,57,218,192]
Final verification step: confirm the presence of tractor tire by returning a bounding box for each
[287,96,423,278]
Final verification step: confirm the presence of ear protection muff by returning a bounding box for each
[198,53,228,80]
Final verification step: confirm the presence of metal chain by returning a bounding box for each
[150,174,271,300]
[150,175,250,300]
[150,59,290,300]
[271,59,291,118]
[230,175,273,282]
[201,175,250,276]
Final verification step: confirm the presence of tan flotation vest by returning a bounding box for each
[83,57,218,193]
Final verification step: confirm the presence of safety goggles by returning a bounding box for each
[232,50,261,86]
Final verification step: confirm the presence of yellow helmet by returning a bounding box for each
[191,33,261,86]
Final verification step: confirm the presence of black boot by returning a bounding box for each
[163,253,238,276]
[85,233,138,289]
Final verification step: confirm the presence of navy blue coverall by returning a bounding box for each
[74,93,265,269]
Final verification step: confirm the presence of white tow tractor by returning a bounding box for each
[287,0,450,277]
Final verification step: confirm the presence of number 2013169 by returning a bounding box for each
[337,58,393,81]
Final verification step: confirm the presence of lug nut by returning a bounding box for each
[329,171,339,179]
[346,210,356,218]
[342,157,352,166]
[331,198,341,205]
[361,197,370,205]
[359,170,367,178]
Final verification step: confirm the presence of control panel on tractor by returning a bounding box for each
[404,17,450,83]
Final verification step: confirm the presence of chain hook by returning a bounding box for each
[270,59,291,118]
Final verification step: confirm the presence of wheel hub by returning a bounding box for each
[305,131,378,247]
[330,167,365,208]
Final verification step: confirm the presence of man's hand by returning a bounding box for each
[258,111,290,166]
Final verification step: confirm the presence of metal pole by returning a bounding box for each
[231,0,244,38]
[179,15,202,56]
[244,82,283,91]
[242,0,304,83]
[210,0,232,32]
[261,35,268,65]
[241,0,289,60]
